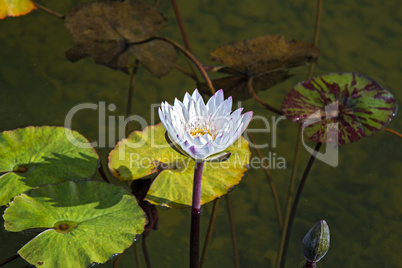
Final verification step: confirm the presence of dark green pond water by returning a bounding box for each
[1,0,401,267]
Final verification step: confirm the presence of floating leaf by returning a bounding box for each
[3,180,146,268]
[302,220,330,263]
[0,0,36,19]
[0,126,98,206]
[210,35,321,74]
[65,1,177,76]
[108,123,251,208]
[198,35,319,101]
[197,70,292,101]
[282,73,397,145]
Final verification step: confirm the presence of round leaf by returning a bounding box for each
[281,72,397,145]
[64,1,177,75]
[210,35,321,74]
[3,180,146,268]
[0,126,98,206]
[109,123,251,208]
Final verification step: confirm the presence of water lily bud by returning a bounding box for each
[301,220,330,263]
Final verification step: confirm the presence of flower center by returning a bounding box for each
[186,121,215,139]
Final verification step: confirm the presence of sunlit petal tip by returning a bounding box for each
[192,89,203,101]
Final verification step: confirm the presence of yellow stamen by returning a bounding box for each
[186,122,215,139]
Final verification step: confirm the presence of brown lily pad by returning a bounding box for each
[198,35,319,101]
[210,35,321,74]
[64,0,177,76]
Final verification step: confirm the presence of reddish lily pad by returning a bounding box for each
[108,123,251,208]
[281,72,397,145]
[0,0,36,19]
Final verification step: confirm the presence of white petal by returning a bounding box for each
[212,97,232,118]
[183,92,192,109]
[206,89,224,114]
[191,89,203,103]
[196,97,208,118]
[230,108,243,120]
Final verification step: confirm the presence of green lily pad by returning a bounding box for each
[3,180,146,268]
[108,123,251,208]
[0,126,98,206]
[281,73,397,145]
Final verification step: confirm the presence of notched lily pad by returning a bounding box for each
[281,72,397,145]
[210,35,320,74]
[65,0,177,76]
[198,35,319,101]
[108,123,251,208]
[3,180,146,268]
[0,126,98,206]
[0,0,36,19]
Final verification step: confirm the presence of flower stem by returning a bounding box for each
[278,142,322,268]
[0,254,20,267]
[190,161,205,268]
[200,198,220,268]
[129,37,216,94]
[247,132,283,230]
[226,194,240,268]
[384,127,402,138]
[34,2,65,19]
[170,0,192,52]
[247,77,283,115]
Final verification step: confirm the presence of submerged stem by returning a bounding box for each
[279,142,322,268]
[275,126,302,267]
[142,235,152,268]
[129,37,215,94]
[126,61,139,118]
[200,198,220,268]
[0,254,20,267]
[384,127,402,138]
[190,161,205,268]
[226,194,240,268]
[34,2,65,19]
[247,77,282,115]
[247,132,283,230]
[307,0,322,78]
[170,0,192,52]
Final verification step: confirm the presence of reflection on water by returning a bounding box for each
[0,0,401,267]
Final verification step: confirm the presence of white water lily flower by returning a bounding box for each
[158,89,253,160]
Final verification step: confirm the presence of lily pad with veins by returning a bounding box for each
[210,35,321,74]
[3,180,146,268]
[198,35,320,101]
[108,123,251,208]
[281,72,397,145]
[0,126,98,206]
[65,0,177,76]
